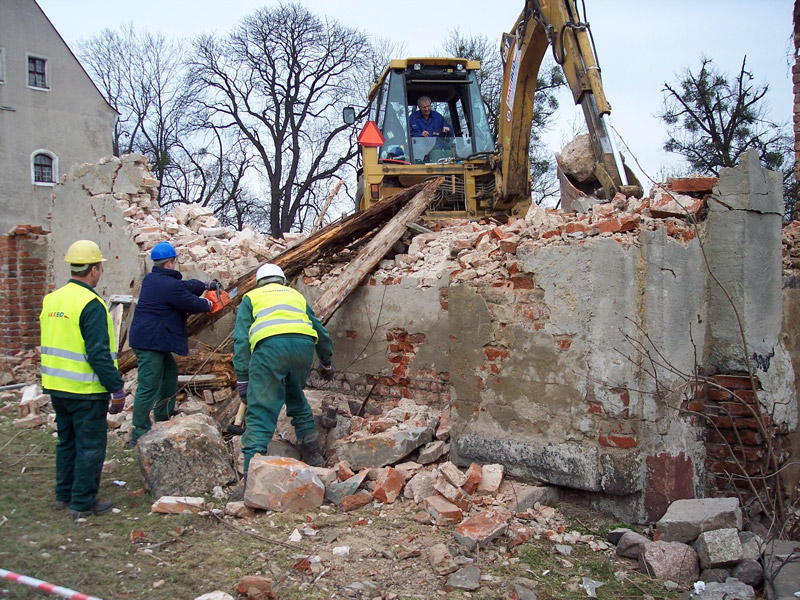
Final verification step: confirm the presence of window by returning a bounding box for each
[31,151,57,185]
[28,56,47,89]
[0,48,5,84]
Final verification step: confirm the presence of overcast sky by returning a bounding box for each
[37,0,794,190]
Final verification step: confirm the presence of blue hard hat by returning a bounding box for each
[151,241,178,260]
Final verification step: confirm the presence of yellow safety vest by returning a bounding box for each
[245,284,317,352]
[40,282,117,394]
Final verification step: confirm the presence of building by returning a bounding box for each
[0,0,117,232]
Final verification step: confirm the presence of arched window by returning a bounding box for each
[31,150,57,185]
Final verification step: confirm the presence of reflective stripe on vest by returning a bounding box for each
[245,284,317,352]
[40,282,117,394]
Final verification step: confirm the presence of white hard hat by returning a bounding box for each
[256,263,286,285]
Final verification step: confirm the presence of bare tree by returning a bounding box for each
[79,26,196,200]
[189,3,372,237]
[659,56,795,218]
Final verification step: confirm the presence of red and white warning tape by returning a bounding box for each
[0,568,104,600]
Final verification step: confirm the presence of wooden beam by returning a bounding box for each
[314,178,441,324]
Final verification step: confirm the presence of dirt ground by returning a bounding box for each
[0,408,677,600]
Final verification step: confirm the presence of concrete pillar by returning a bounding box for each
[704,150,784,373]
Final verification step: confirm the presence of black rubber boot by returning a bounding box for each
[297,433,325,467]
[231,472,247,501]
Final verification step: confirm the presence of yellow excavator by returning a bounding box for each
[345,0,642,219]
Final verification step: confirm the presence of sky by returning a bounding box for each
[37,0,794,191]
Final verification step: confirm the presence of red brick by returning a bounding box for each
[712,374,757,390]
[373,467,406,504]
[598,433,638,448]
[339,491,373,511]
[424,494,463,525]
[666,176,718,194]
[462,463,482,495]
[499,239,518,254]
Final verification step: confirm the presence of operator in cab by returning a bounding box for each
[410,96,451,138]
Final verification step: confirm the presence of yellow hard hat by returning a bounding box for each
[64,240,106,264]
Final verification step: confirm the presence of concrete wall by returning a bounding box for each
[0,0,116,233]
[323,151,797,523]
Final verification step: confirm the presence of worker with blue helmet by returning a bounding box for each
[128,241,217,446]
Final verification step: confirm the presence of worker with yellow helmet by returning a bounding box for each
[40,240,125,519]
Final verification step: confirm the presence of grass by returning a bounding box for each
[1,412,678,600]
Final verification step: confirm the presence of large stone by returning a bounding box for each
[445,565,481,592]
[336,426,433,469]
[559,134,595,183]
[615,531,651,559]
[695,528,744,568]
[404,470,437,503]
[731,559,763,587]
[762,539,800,600]
[692,578,755,600]
[324,470,368,506]
[373,467,406,503]
[655,498,742,543]
[245,456,324,512]
[137,414,235,498]
[638,541,699,583]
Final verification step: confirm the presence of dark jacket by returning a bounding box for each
[129,267,210,355]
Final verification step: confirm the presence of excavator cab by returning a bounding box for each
[370,60,494,165]
[353,58,517,219]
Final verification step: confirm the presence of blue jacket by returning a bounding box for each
[129,267,210,355]
[410,110,451,137]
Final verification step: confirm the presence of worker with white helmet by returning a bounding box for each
[40,240,125,519]
[232,262,334,497]
[128,241,217,446]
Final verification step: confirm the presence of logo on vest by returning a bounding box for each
[47,312,69,319]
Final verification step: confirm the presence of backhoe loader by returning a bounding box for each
[345,0,642,220]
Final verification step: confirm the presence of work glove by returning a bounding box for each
[204,280,221,291]
[236,381,248,403]
[109,389,126,415]
[320,362,335,382]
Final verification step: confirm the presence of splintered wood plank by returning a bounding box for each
[313,178,440,324]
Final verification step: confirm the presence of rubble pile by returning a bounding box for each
[304,180,710,293]
[71,153,302,288]
[782,219,800,277]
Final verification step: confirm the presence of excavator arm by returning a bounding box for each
[493,0,642,209]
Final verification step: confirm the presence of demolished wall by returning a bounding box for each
[312,151,797,523]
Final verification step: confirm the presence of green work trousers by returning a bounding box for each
[242,335,317,472]
[52,396,108,512]
[131,348,178,443]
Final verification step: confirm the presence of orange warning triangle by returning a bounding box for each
[358,121,385,147]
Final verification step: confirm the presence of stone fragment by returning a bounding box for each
[150,496,205,514]
[336,426,433,469]
[394,461,423,479]
[339,491,373,511]
[309,467,337,487]
[435,406,451,440]
[444,565,481,592]
[194,592,234,600]
[404,470,437,503]
[655,498,742,543]
[428,542,459,576]
[606,527,633,546]
[424,494,463,525]
[102,458,119,474]
[693,578,755,600]
[695,528,743,568]
[225,501,256,519]
[373,467,406,503]
[454,506,512,551]
[417,439,449,464]
[699,568,730,583]
[13,414,43,428]
[638,541,699,583]
[325,470,368,506]
[439,461,468,488]
[245,456,324,512]
[476,463,504,497]
[433,473,471,511]
[235,575,275,599]
[137,414,235,498]
[615,530,651,559]
[738,531,762,560]
[731,559,763,587]
[505,482,560,512]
